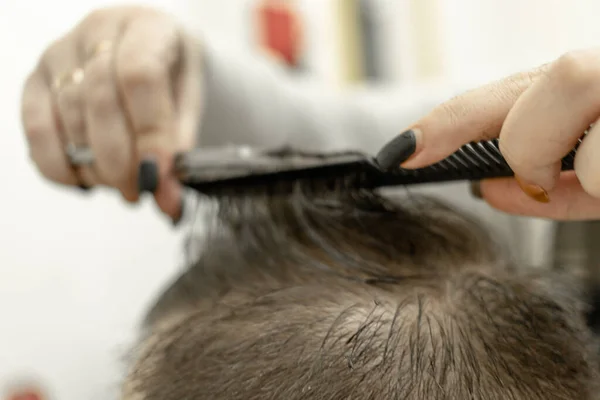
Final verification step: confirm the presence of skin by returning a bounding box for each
[21,6,600,221]
[20,6,202,219]
[401,48,600,220]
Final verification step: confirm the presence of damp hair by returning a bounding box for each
[123,187,600,400]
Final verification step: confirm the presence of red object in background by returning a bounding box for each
[256,1,302,67]
[7,391,41,400]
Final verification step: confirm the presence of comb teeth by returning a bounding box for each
[176,136,583,197]
[374,137,581,187]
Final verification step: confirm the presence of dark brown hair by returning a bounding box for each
[123,188,600,400]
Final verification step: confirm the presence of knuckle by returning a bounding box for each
[551,50,600,92]
[432,101,464,129]
[497,75,528,100]
[118,59,164,92]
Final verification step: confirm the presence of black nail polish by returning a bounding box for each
[375,129,417,171]
[138,159,159,194]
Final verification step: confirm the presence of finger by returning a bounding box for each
[376,66,547,170]
[115,12,180,173]
[155,174,184,224]
[81,15,139,201]
[21,69,77,185]
[116,13,182,217]
[574,118,600,198]
[54,67,99,188]
[478,172,600,220]
[497,49,600,198]
[154,32,203,220]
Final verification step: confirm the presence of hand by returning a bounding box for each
[21,6,203,221]
[380,48,600,220]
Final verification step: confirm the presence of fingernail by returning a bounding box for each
[172,197,185,227]
[375,129,419,171]
[515,176,550,203]
[138,158,159,194]
[470,181,482,199]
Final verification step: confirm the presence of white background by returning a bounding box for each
[1,0,600,398]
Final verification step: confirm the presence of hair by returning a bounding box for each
[121,186,600,400]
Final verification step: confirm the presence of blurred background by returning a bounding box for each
[1,0,600,398]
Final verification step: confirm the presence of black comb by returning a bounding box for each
[65,137,582,196]
[172,137,581,196]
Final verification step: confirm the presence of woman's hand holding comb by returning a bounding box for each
[20,6,203,222]
[379,49,600,220]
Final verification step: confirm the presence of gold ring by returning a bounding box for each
[86,40,114,63]
[51,67,84,92]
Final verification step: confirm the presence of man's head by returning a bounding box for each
[123,189,600,399]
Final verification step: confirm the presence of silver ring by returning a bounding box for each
[66,143,94,166]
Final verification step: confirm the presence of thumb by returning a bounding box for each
[476,173,600,220]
